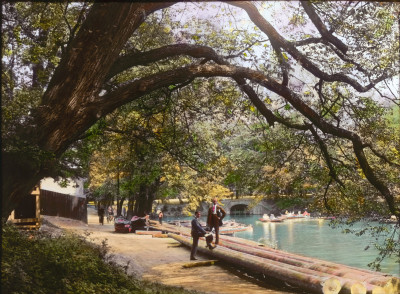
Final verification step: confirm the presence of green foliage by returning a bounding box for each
[1,224,199,294]
[2,0,399,267]
[275,197,308,210]
[1,2,91,183]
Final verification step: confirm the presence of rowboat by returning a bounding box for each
[258,214,284,223]
[219,220,253,235]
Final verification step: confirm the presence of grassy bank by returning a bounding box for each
[1,223,200,294]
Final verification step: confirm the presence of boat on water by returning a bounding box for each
[258,214,284,223]
[280,210,310,220]
[380,215,398,224]
[219,219,253,235]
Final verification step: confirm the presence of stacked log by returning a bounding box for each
[169,233,342,294]
[218,236,399,293]
[168,233,399,294]
[135,230,163,236]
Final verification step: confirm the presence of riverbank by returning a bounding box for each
[41,207,301,294]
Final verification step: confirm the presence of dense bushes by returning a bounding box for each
[1,224,198,294]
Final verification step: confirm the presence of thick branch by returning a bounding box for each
[300,1,348,54]
[352,140,398,216]
[97,62,398,217]
[36,2,174,154]
[364,144,400,169]
[292,37,322,47]
[236,76,346,190]
[228,1,392,93]
[233,77,307,130]
[106,44,224,81]
[309,126,345,188]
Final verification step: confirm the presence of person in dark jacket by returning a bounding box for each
[190,211,214,260]
[207,197,226,245]
[98,206,105,225]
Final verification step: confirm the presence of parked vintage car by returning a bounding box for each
[129,216,146,232]
[114,216,131,233]
[114,215,147,233]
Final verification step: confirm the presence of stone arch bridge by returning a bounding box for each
[199,197,275,215]
[153,197,279,217]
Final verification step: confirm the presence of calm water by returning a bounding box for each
[166,215,400,277]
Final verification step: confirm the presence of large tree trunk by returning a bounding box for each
[1,153,44,222]
[133,179,160,216]
[1,2,174,221]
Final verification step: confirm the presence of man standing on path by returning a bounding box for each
[158,211,163,224]
[98,206,105,225]
[207,197,226,245]
[190,211,214,260]
[144,212,150,231]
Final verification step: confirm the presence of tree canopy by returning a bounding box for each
[2,1,399,232]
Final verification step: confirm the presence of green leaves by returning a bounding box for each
[2,224,198,294]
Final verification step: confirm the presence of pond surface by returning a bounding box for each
[166,215,400,277]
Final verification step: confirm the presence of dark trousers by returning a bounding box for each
[190,235,199,258]
[209,221,220,244]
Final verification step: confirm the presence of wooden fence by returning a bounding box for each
[40,189,87,223]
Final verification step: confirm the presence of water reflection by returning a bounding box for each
[231,215,400,277]
[287,220,293,244]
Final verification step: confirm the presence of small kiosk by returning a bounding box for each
[8,185,41,229]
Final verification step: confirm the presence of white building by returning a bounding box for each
[40,177,85,198]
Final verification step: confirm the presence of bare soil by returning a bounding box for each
[42,207,298,294]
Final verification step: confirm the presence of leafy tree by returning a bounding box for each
[2,1,399,231]
[88,76,242,216]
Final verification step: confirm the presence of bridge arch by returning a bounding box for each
[230,204,250,215]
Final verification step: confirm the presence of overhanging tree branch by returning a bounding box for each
[309,126,345,188]
[364,144,400,169]
[300,1,348,54]
[96,62,398,218]
[106,44,224,81]
[228,1,395,93]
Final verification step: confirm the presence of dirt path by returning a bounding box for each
[42,207,299,294]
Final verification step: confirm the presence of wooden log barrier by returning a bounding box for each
[216,235,399,286]
[135,230,163,236]
[182,260,219,268]
[160,225,399,293]
[370,286,385,294]
[169,233,399,294]
[169,233,342,294]
[215,236,398,291]
[220,235,392,278]
[151,233,169,238]
[210,237,375,294]
[219,236,399,294]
